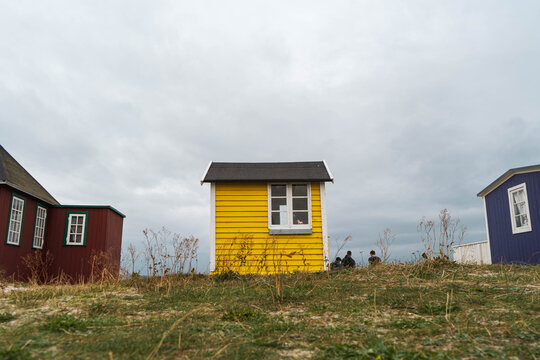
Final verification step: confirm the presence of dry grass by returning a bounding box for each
[0,263,538,359]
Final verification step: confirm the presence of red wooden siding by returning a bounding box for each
[106,208,124,267]
[1,184,124,282]
[0,186,44,279]
[45,207,124,282]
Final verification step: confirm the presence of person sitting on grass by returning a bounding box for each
[330,257,343,270]
[342,250,356,268]
[368,250,381,265]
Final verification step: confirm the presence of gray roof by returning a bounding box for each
[477,164,540,197]
[0,145,59,205]
[201,161,334,183]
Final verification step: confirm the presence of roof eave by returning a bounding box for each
[323,160,334,183]
[200,160,334,184]
[201,161,212,185]
[202,178,333,183]
[0,181,60,205]
[54,204,126,218]
[477,164,540,197]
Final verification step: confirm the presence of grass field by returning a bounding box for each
[0,263,538,359]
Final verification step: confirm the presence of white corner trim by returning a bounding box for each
[323,160,334,183]
[201,161,213,185]
[482,197,492,264]
[210,183,216,272]
[320,182,329,270]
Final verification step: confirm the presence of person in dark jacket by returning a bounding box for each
[330,257,343,270]
[342,251,356,268]
[368,250,381,265]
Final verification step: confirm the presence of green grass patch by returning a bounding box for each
[0,312,15,322]
[40,314,89,332]
[0,347,31,360]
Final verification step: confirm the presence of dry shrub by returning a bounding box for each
[0,268,8,290]
[332,235,352,263]
[88,249,120,283]
[214,235,312,303]
[141,227,199,279]
[21,250,54,284]
[53,271,72,285]
[125,243,140,276]
[215,235,305,276]
[418,209,466,262]
[376,228,395,263]
[215,234,255,274]
[172,235,199,274]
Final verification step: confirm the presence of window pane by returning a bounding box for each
[292,184,307,196]
[518,202,527,215]
[293,212,309,224]
[78,216,84,225]
[71,225,77,233]
[76,234,82,243]
[272,198,287,211]
[514,204,522,216]
[271,185,286,197]
[521,214,529,226]
[293,198,308,211]
[272,212,282,225]
[512,190,524,204]
[70,234,75,242]
[77,225,83,234]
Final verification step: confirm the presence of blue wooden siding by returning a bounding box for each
[485,172,540,264]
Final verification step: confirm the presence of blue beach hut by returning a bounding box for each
[477,164,540,264]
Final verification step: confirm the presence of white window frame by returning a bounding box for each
[507,183,532,234]
[65,212,88,246]
[33,205,47,249]
[6,195,25,246]
[267,183,312,234]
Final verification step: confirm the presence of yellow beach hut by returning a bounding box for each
[201,161,333,274]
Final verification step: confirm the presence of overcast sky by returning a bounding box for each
[1,1,539,270]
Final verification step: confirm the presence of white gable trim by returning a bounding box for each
[210,182,216,272]
[482,197,492,264]
[323,160,334,183]
[201,161,213,185]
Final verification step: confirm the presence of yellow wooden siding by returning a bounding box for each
[214,182,324,274]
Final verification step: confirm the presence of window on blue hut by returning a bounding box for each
[508,183,532,234]
[269,183,311,234]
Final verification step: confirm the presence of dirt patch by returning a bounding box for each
[277,348,314,359]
